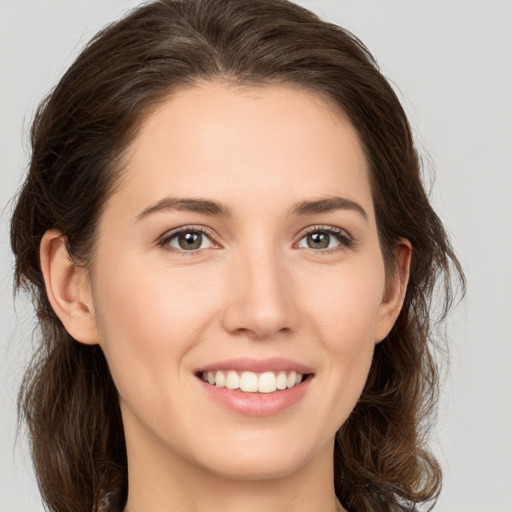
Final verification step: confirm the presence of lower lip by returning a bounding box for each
[197,376,312,417]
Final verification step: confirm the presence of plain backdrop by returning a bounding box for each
[1,1,511,511]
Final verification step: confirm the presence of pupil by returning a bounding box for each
[178,232,202,250]
[308,232,330,249]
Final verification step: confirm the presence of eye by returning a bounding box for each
[296,227,352,251]
[159,228,215,252]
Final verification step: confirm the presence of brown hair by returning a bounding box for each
[10,1,464,511]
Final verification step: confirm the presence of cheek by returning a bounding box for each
[320,287,380,385]
[95,252,212,333]
[300,260,385,408]
[303,257,385,344]
[91,254,219,396]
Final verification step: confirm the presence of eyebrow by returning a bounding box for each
[136,197,232,221]
[136,195,368,222]
[290,196,368,220]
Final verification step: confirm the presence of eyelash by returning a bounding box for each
[157,225,218,255]
[157,225,354,255]
[295,225,354,254]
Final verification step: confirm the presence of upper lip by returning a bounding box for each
[196,357,314,375]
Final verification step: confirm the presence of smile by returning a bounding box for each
[195,357,314,416]
[200,370,304,393]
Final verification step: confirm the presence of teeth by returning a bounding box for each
[240,371,258,392]
[276,371,287,390]
[215,371,225,388]
[225,370,239,390]
[258,371,276,393]
[200,370,306,393]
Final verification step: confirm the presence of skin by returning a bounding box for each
[41,83,410,512]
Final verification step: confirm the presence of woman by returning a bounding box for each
[10,0,464,511]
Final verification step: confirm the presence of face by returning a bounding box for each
[85,83,405,483]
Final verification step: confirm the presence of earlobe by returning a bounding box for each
[40,230,99,345]
[374,239,412,344]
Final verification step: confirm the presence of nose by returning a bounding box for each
[221,244,300,340]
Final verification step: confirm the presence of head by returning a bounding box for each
[11,1,463,511]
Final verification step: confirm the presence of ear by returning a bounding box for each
[374,239,412,344]
[40,229,99,345]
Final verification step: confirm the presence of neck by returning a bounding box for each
[124,473,344,512]
[122,422,345,512]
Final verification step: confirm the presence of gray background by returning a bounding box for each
[1,1,511,511]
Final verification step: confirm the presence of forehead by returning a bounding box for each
[110,82,374,221]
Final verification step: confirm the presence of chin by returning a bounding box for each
[189,432,329,482]
[203,454,309,482]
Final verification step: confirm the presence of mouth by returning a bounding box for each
[194,357,314,415]
[197,369,312,394]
